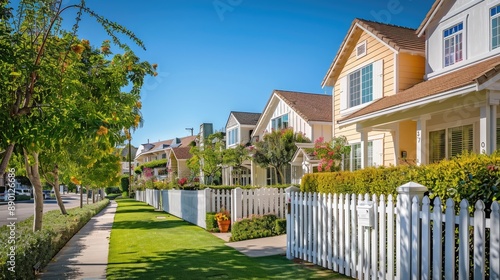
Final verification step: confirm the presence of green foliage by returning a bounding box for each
[275,219,287,235]
[205,212,219,232]
[120,176,130,195]
[308,136,350,172]
[230,214,283,242]
[105,186,121,194]
[187,132,225,184]
[301,152,500,206]
[134,159,168,174]
[0,199,109,279]
[252,128,311,184]
[14,194,31,201]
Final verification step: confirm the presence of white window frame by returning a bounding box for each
[271,113,289,131]
[344,137,383,171]
[491,4,500,50]
[227,127,239,147]
[442,22,464,67]
[339,60,383,116]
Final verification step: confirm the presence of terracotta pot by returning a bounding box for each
[217,219,231,233]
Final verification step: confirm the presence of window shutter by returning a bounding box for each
[371,138,384,166]
[339,76,348,111]
[372,59,383,100]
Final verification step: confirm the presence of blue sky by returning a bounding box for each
[65,0,434,147]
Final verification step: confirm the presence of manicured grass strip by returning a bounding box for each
[107,199,349,279]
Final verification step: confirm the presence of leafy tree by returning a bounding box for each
[187,132,225,185]
[0,0,154,231]
[224,144,251,185]
[309,136,351,172]
[252,128,310,184]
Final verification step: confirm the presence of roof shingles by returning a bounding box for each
[274,90,332,123]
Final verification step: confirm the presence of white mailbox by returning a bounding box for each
[357,201,374,228]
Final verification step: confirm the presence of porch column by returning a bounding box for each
[416,116,430,166]
[360,129,369,169]
[479,104,493,154]
[487,90,500,152]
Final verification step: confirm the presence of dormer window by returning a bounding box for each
[443,22,463,67]
[356,41,367,58]
[491,5,500,49]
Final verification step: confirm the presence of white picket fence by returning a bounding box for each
[286,183,500,279]
[136,187,287,228]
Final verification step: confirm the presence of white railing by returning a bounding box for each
[136,187,287,228]
[286,183,500,279]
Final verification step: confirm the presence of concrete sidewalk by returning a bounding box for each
[38,200,117,280]
[212,233,287,257]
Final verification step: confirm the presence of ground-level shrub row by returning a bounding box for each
[230,214,286,242]
[0,199,109,280]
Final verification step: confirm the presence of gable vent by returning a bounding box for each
[356,41,367,58]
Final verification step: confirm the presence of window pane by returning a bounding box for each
[349,70,361,107]
[361,65,373,103]
[448,125,473,158]
[493,16,500,49]
[367,142,374,167]
[352,143,361,171]
[429,130,446,163]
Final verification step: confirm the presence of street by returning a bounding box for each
[0,193,94,227]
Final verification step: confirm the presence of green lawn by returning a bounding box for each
[107,199,349,279]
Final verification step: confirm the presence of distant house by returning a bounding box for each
[324,0,500,167]
[250,90,332,186]
[222,111,261,186]
[164,135,197,182]
[322,18,426,169]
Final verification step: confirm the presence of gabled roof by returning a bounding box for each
[322,18,425,87]
[340,55,500,124]
[231,111,261,126]
[274,90,332,122]
[171,147,192,160]
[416,0,444,37]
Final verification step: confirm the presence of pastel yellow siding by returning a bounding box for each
[398,53,425,91]
[399,120,417,164]
[334,29,395,160]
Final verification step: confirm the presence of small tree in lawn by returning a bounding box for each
[187,132,225,185]
[310,136,351,172]
[252,128,310,184]
[224,144,251,186]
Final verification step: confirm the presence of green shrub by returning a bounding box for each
[0,199,109,279]
[205,212,218,232]
[120,176,129,195]
[14,195,31,201]
[230,214,281,242]
[275,219,286,235]
[301,152,500,206]
[134,159,168,174]
[105,186,121,194]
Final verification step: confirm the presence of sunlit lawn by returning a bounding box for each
[107,199,349,279]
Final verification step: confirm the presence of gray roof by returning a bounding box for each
[231,111,261,125]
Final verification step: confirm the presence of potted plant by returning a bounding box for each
[215,208,231,233]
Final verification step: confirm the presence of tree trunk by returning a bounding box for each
[276,166,285,185]
[0,143,15,186]
[86,187,89,205]
[24,150,43,232]
[52,165,67,214]
[80,184,83,208]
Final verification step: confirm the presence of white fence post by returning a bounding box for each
[286,186,300,260]
[232,187,242,224]
[396,182,427,280]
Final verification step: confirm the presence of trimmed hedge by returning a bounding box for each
[205,212,219,232]
[301,152,500,205]
[134,159,168,174]
[230,214,285,242]
[0,199,109,279]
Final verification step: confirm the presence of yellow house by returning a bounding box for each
[322,18,426,168]
[327,0,500,166]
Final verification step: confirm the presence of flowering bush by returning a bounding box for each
[215,208,230,221]
[310,136,351,172]
[178,177,188,186]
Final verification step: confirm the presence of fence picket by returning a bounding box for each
[444,199,455,280]
[458,199,470,280]
[411,196,420,280]
[432,197,443,280]
[421,196,431,280]
[371,194,378,279]
[473,200,486,280]
[491,202,500,279]
[379,194,387,279]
